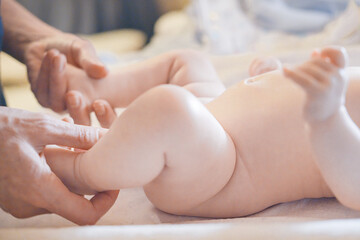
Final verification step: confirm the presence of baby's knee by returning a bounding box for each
[144,85,201,120]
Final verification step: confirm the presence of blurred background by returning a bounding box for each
[12,0,359,55]
[1,0,190,111]
[16,0,189,41]
[2,0,360,112]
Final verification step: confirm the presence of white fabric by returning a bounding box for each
[1,188,360,226]
[1,188,360,239]
[2,220,360,240]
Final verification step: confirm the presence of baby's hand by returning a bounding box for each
[284,46,349,122]
[249,56,282,77]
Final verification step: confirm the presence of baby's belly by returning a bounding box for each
[196,72,333,217]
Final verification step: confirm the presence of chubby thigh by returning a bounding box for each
[79,85,237,215]
[143,129,237,216]
[140,86,237,215]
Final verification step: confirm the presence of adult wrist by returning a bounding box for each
[1,0,62,62]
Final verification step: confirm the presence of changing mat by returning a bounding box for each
[1,188,360,239]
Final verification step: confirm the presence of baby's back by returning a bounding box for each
[188,71,333,217]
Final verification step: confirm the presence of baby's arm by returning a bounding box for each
[284,47,360,210]
[64,50,225,108]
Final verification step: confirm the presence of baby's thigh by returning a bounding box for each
[142,86,237,215]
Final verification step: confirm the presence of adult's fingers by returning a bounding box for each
[32,50,54,108]
[61,117,75,150]
[40,117,106,150]
[89,190,120,221]
[4,199,49,219]
[70,39,108,79]
[66,91,92,126]
[14,206,49,219]
[43,37,108,79]
[26,46,42,88]
[48,53,67,112]
[93,100,117,128]
[44,175,119,225]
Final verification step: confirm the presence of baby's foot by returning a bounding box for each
[249,56,282,77]
[284,46,349,122]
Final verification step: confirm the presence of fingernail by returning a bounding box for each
[68,94,79,108]
[94,103,105,116]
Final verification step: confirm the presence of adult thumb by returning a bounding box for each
[71,39,109,79]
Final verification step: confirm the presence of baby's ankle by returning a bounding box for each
[73,152,99,195]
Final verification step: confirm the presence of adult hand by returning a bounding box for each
[0,107,118,225]
[24,34,108,112]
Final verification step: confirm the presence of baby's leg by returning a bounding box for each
[45,147,97,195]
[284,46,360,210]
[48,85,236,215]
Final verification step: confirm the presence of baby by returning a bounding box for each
[44,46,360,220]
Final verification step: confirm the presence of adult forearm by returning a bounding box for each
[1,0,61,62]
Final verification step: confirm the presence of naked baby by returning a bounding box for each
[43,46,360,222]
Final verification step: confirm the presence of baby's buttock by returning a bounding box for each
[184,141,331,218]
[190,74,334,217]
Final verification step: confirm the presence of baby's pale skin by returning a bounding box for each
[45,47,360,218]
